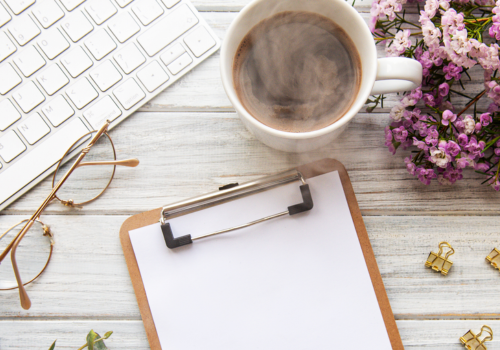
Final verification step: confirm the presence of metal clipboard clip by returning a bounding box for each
[425,241,455,275]
[160,169,314,249]
[486,248,500,271]
[460,325,493,350]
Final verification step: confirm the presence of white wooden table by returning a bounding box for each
[1,1,500,349]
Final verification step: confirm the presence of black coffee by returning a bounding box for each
[233,11,361,133]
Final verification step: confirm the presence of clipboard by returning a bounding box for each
[119,158,404,350]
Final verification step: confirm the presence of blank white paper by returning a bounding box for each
[129,171,393,350]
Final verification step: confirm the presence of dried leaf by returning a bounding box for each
[87,330,98,350]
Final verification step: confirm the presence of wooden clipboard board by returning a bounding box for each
[119,158,404,350]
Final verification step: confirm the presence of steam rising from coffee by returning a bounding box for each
[233,11,361,133]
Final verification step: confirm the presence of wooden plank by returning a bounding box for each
[192,0,374,13]
[1,215,499,318]
[1,320,499,349]
[2,111,498,216]
[140,12,489,113]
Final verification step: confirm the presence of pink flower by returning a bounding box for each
[445,140,461,157]
[424,0,439,17]
[475,162,490,172]
[384,126,393,142]
[423,93,436,106]
[405,157,417,175]
[456,152,475,168]
[417,168,437,185]
[443,63,462,80]
[430,146,452,168]
[390,103,406,121]
[441,110,457,126]
[425,126,439,146]
[413,137,428,150]
[462,115,476,135]
[480,113,492,126]
[466,137,486,158]
[438,83,450,96]
[392,126,408,142]
[443,167,463,183]
[457,133,468,147]
[450,29,472,55]
[385,140,397,154]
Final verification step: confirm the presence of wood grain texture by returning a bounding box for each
[1,215,499,318]
[191,0,374,12]
[1,320,499,349]
[1,2,499,349]
[137,12,490,114]
[1,112,498,216]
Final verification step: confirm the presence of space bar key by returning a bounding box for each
[0,118,89,206]
[137,4,199,57]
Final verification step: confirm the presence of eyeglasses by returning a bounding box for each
[0,121,139,309]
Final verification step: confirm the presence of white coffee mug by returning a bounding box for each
[220,0,423,153]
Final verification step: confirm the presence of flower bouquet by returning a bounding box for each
[369,0,500,189]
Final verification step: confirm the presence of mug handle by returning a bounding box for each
[371,57,423,95]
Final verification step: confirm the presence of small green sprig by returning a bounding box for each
[48,330,113,350]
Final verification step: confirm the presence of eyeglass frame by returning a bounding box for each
[0,121,139,310]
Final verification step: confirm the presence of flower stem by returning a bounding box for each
[375,31,423,41]
[457,90,486,117]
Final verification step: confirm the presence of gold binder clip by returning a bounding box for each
[460,325,493,350]
[486,248,500,271]
[425,241,454,275]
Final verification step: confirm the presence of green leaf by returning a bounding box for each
[103,331,113,339]
[87,330,98,350]
[94,336,108,350]
[48,340,57,350]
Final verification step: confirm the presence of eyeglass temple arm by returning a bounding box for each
[76,158,140,168]
[8,121,111,310]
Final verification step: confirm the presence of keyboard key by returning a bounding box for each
[0,99,21,131]
[17,113,51,144]
[108,12,140,43]
[5,0,35,14]
[137,4,198,57]
[0,63,22,95]
[137,60,169,92]
[37,64,70,95]
[85,0,117,25]
[66,77,98,109]
[61,46,93,77]
[132,0,164,26]
[90,60,122,91]
[32,0,65,29]
[61,11,94,42]
[60,0,86,11]
[13,81,46,113]
[114,0,133,7]
[38,28,70,59]
[9,15,41,46]
[84,29,117,60]
[184,26,216,57]
[0,32,16,62]
[0,130,26,162]
[42,95,75,126]
[114,43,145,74]
[161,0,180,8]
[0,3,12,27]
[0,118,89,203]
[167,52,192,75]
[14,46,46,77]
[113,78,145,110]
[83,95,122,129]
[160,43,185,66]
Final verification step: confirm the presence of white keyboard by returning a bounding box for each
[0,0,220,211]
